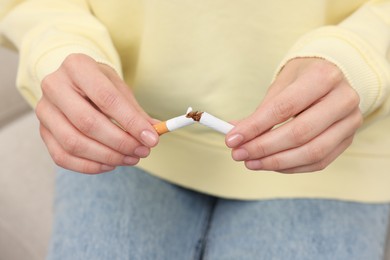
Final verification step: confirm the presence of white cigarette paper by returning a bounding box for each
[165,114,195,131]
[198,112,234,134]
[153,107,194,135]
[154,107,234,135]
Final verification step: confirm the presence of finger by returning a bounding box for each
[39,124,117,174]
[99,64,154,123]
[36,99,142,166]
[61,55,158,147]
[277,136,355,174]
[226,58,346,148]
[41,72,149,157]
[244,109,362,171]
[226,76,332,148]
[232,85,360,161]
[245,135,354,172]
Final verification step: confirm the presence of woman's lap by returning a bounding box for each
[47,167,390,260]
[205,198,390,260]
[47,166,216,260]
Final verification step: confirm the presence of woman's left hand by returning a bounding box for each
[226,58,363,173]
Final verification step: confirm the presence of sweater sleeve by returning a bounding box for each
[0,0,122,107]
[275,0,390,126]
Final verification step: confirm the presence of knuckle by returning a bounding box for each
[306,145,326,164]
[80,162,100,174]
[347,89,361,109]
[35,99,45,119]
[345,135,355,147]
[63,54,78,67]
[103,152,117,166]
[63,53,88,68]
[78,115,98,134]
[266,156,281,170]
[96,89,120,111]
[38,123,46,138]
[272,100,295,121]
[41,73,58,95]
[339,86,360,111]
[311,61,343,85]
[51,151,67,168]
[115,137,133,155]
[62,54,95,78]
[122,113,139,132]
[254,140,267,157]
[314,160,329,171]
[243,115,262,137]
[249,117,263,136]
[290,122,314,145]
[62,135,81,154]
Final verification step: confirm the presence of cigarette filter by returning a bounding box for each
[153,107,195,135]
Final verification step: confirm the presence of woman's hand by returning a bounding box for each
[226,58,363,173]
[35,54,159,174]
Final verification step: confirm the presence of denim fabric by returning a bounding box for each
[47,167,390,260]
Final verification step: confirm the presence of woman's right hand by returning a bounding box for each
[35,54,159,174]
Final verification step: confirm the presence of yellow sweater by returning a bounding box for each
[1,0,390,201]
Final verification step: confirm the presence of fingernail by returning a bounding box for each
[134,146,150,158]
[226,134,244,148]
[101,165,115,172]
[141,130,158,147]
[123,156,139,165]
[232,148,249,161]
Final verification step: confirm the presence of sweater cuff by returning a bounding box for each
[275,26,389,116]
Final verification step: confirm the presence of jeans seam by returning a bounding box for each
[193,197,218,260]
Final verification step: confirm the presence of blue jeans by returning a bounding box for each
[47,167,390,260]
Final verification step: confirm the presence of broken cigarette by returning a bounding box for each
[153,107,234,135]
[186,110,234,134]
[153,107,195,135]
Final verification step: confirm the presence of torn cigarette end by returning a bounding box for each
[153,121,169,135]
[186,111,204,122]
